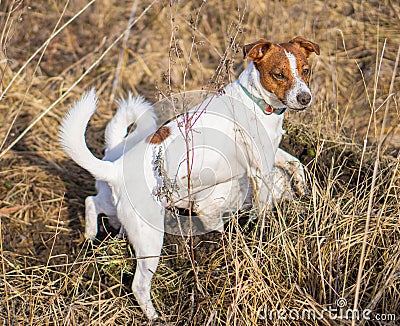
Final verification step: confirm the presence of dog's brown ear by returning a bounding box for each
[243,39,273,62]
[290,36,320,57]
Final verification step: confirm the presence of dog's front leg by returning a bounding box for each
[250,170,276,210]
[274,148,307,196]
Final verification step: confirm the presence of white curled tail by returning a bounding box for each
[59,88,115,183]
[103,93,157,161]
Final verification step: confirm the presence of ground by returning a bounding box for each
[0,1,399,325]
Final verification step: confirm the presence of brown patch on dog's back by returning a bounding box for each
[146,126,171,144]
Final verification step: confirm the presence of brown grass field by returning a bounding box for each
[0,0,399,325]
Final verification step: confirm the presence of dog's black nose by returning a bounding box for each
[297,92,311,106]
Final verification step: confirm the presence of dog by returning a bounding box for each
[86,96,304,238]
[60,36,319,319]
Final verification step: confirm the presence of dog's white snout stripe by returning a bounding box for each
[284,51,312,108]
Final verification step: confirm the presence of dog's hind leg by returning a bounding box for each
[84,196,99,240]
[84,181,120,240]
[95,181,120,230]
[123,205,164,320]
[131,249,161,320]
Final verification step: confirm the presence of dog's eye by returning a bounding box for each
[302,68,310,76]
[274,73,285,80]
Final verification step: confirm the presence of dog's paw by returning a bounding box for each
[84,228,97,241]
[272,159,308,200]
[289,162,309,197]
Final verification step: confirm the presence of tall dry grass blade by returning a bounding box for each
[0,0,71,153]
[0,0,158,160]
[0,0,96,102]
[0,217,11,325]
[109,0,139,105]
[352,44,400,324]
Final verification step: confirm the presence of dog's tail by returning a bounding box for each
[103,93,157,161]
[59,88,115,183]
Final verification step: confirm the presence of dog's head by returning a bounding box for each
[243,36,320,111]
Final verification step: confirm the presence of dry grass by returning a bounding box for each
[0,0,399,325]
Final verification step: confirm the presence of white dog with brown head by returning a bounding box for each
[60,36,319,319]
